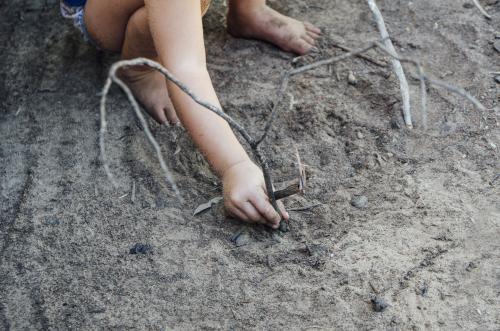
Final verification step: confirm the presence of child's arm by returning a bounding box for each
[144,0,288,228]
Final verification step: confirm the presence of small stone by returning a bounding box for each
[234,232,250,247]
[347,71,358,86]
[230,228,251,247]
[494,40,500,54]
[463,2,474,8]
[494,76,500,84]
[351,195,368,209]
[129,243,153,254]
[356,132,364,139]
[371,296,389,312]
[279,220,289,232]
[466,261,478,271]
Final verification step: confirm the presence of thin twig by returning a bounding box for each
[374,42,487,117]
[131,180,136,203]
[100,64,183,201]
[373,43,428,128]
[472,0,492,19]
[330,41,387,67]
[367,0,413,128]
[288,203,323,212]
[425,77,486,111]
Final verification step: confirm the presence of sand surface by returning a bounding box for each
[1,0,499,329]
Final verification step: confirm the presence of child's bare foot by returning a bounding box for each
[227,4,321,55]
[118,66,179,125]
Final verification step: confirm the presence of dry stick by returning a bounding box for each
[367,0,413,128]
[374,42,486,120]
[100,65,183,202]
[330,41,387,67]
[288,203,323,212]
[373,43,428,128]
[472,0,492,19]
[424,77,486,111]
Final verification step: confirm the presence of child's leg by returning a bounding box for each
[227,0,321,55]
[84,0,178,124]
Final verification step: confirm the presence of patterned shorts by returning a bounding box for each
[60,1,100,49]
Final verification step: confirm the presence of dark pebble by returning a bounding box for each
[235,233,250,247]
[43,217,60,226]
[129,243,153,254]
[351,195,368,209]
[279,220,290,232]
[463,3,474,8]
[495,76,500,84]
[230,228,251,247]
[494,40,500,54]
[371,296,389,312]
[466,261,478,271]
[230,228,244,242]
[390,116,403,130]
[306,243,329,257]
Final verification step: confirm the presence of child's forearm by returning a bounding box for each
[169,69,251,176]
[144,0,250,176]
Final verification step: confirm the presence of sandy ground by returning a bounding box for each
[1,0,499,329]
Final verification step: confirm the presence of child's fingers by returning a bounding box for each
[239,202,268,226]
[277,201,290,221]
[249,194,281,228]
[226,203,248,222]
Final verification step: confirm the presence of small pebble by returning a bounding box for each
[129,243,153,254]
[356,132,364,139]
[466,261,478,271]
[494,40,500,54]
[351,195,368,209]
[230,228,251,247]
[347,71,358,86]
[495,76,500,84]
[463,3,474,8]
[279,220,289,232]
[234,232,250,247]
[371,296,389,312]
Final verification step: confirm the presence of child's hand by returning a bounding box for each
[222,160,289,229]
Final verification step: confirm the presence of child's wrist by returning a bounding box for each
[220,157,254,180]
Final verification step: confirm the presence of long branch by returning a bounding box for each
[472,0,492,19]
[367,0,413,128]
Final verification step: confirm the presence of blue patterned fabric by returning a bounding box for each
[60,0,99,48]
[63,0,86,6]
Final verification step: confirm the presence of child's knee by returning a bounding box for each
[126,7,150,40]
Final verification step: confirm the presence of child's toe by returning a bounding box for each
[293,38,315,55]
[302,34,316,46]
[305,22,321,34]
[164,107,179,125]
